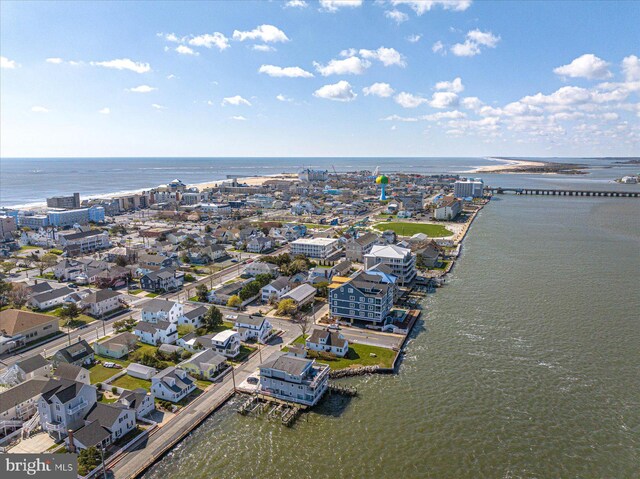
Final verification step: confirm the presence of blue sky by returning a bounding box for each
[1,0,638,157]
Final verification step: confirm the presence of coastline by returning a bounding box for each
[470,157,547,173]
[472,157,588,175]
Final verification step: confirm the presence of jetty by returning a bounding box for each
[486,187,639,198]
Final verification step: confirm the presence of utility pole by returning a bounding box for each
[231,366,237,392]
[99,444,107,479]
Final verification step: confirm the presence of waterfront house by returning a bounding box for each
[141,299,184,324]
[364,244,416,286]
[329,271,394,326]
[134,320,177,345]
[306,329,349,357]
[38,378,98,440]
[53,363,90,385]
[258,354,330,407]
[68,402,135,451]
[261,276,291,303]
[93,332,138,359]
[178,349,227,380]
[53,339,94,367]
[117,388,155,419]
[151,367,196,403]
[80,289,124,318]
[433,195,462,221]
[230,314,273,343]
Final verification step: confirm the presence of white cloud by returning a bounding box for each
[391,0,472,14]
[554,54,612,80]
[46,57,63,64]
[252,44,276,52]
[422,110,466,120]
[358,47,406,67]
[151,104,167,110]
[222,95,252,106]
[230,115,247,121]
[276,94,293,102]
[128,85,157,93]
[432,41,445,54]
[167,74,177,80]
[31,106,50,113]
[394,92,428,108]
[1,56,18,69]
[385,10,409,23]
[435,77,464,93]
[175,45,198,56]
[451,29,500,57]
[407,34,422,43]
[430,91,459,108]
[363,82,395,97]
[621,55,640,82]
[461,96,483,111]
[232,25,289,43]
[259,64,314,78]
[188,33,229,50]
[319,0,363,12]
[284,0,307,7]
[381,114,419,122]
[98,107,110,114]
[159,33,181,43]
[91,58,151,73]
[313,80,357,101]
[314,56,370,76]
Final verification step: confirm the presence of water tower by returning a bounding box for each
[375,174,389,201]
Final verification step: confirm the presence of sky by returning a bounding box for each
[1,0,639,158]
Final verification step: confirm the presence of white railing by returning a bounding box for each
[45,422,66,433]
[67,398,88,415]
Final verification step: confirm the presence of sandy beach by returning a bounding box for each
[188,173,299,190]
[471,158,547,173]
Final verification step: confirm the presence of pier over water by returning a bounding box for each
[486,187,640,198]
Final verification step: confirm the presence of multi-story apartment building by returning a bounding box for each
[258,354,330,406]
[290,237,339,259]
[0,215,17,240]
[433,195,462,220]
[364,244,416,285]
[46,193,81,209]
[298,169,329,182]
[453,178,484,198]
[47,206,105,227]
[59,229,111,255]
[329,272,394,325]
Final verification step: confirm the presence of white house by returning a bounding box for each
[38,379,97,440]
[244,261,279,277]
[290,238,339,259]
[9,355,53,383]
[151,367,196,403]
[134,320,178,345]
[364,244,416,286]
[210,330,241,358]
[141,299,184,323]
[126,363,158,380]
[178,306,208,328]
[69,403,135,450]
[305,329,349,357]
[117,388,155,419]
[229,314,273,344]
[261,276,291,303]
[246,237,273,253]
[28,286,75,310]
[80,290,123,318]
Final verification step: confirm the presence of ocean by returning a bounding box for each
[1,156,637,208]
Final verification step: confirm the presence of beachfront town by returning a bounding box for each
[0,170,488,477]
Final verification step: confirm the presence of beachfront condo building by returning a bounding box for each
[290,237,339,259]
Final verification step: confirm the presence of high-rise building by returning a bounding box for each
[46,193,80,209]
[453,178,484,198]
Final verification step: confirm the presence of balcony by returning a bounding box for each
[67,398,88,415]
[45,422,66,433]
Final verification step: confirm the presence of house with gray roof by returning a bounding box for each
[261,276,291,302]
[38,378,97,440]
[117,388,155,419]
[151,367,196,403]
[80,289,124,318]
[282,283,316,308]
[94,332,138,359]
[53,363,90,385]
[229,314,273,343]
[178,305,208,328]
[306,329,349,357]
[0,377,51,424]
[258,354,329,407]
[28,286,75,310]
[178,349,227,380]
[53,339,94,367]
[134,320,177,345]
[68,402,135,450]
[9,355,52,382]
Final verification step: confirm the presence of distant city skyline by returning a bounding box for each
[1,0,638,157]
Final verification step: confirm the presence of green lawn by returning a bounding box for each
[373,222,454,237]
[229,345,256,364]
[110,375,152,391]
[288,336,396,370]
[95,353,130,368]
[43,306,96,329]
[146,292,160,298]
[195,379,213,390]
[128,289,143,295]
[89,364,120,384]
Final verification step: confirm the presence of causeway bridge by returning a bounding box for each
[485,187,639,198]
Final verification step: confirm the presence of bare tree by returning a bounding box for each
[295,312,312,340]
[8,283,30,308]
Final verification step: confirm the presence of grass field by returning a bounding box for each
[89,363,120,384]
[110,375,152,391]
[301,223,333,230]
[43,306,97,329]
[373,221,454,237]
[288,336,396,370]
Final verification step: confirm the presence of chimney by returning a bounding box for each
[67,429,75,453]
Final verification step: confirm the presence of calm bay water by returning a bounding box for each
[139,183,639,478]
